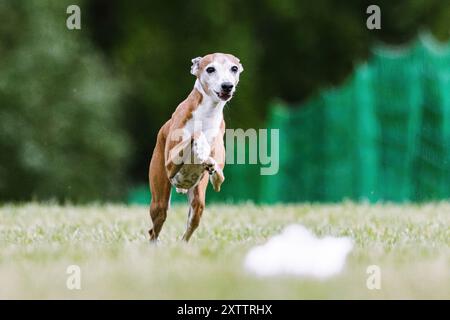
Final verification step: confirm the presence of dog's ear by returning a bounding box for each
[190,56,202,76]
[239,62,244,73]
[234,57,244,73]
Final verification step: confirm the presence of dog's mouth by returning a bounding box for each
[215,91,232,101]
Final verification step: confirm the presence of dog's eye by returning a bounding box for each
[206,67,215,74]
[231,66,238,73]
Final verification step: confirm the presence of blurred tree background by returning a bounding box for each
[0,1,128,202]
[0,0,449,202]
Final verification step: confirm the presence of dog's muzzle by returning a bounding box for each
[216,82,234,101]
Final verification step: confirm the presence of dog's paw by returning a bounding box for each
[149,238,160,246]
[204,157,218,174]
[210,168,225,192]
[192,133,211,164]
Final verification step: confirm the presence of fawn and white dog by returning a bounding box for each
[148,53,244,242]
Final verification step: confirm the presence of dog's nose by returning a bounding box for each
[221,82,234,92]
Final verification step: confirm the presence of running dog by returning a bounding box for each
[148,53,244,242]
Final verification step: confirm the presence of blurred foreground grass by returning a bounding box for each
[0,202,449,299]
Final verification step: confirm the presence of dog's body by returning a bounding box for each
[148,53,243,242]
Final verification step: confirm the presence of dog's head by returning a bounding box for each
[191,53,244,102]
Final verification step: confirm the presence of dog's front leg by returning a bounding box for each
[206,130,226,192]
[191,132,225,191]
[204,157,225,192]
[191,132,211,164]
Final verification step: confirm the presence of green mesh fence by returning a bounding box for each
[259,64,379,203]
[128,33,450,205]
[415,35,450,201]
[259,33,450,203]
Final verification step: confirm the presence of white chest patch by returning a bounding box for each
[184,101,223,146]
[172,93,224,190]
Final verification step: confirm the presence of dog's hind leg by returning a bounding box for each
[149,194,170,242]
[149,134,172,242]
[181,174,208,242]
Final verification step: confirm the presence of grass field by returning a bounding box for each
[0,202,449,299]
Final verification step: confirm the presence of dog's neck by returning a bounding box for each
[194,79,226,112]
[187,79,224,145]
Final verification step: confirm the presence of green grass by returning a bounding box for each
[0,202,449,299]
